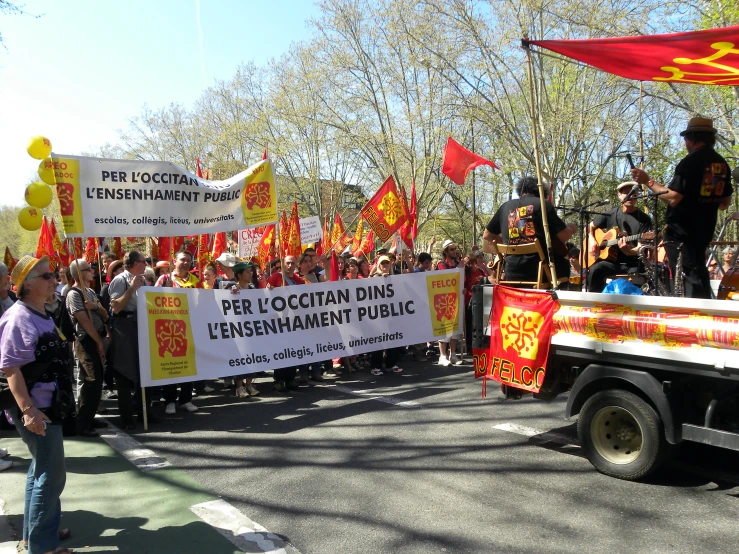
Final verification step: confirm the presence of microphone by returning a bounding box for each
[594,199,610,207]
[626,154,636,170]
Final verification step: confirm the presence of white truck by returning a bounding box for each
[472,285,739,480]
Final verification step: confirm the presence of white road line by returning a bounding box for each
[493,423,580,448]
[331,384,422,408]
[98,422,171,472]
[98,419,302,553]
[191,499,300,554]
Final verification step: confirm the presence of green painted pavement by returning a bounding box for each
[0,435,241,553]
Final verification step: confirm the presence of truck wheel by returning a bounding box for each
[578,389,670,480]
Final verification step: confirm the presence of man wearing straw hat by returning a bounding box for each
[631,116,733,298]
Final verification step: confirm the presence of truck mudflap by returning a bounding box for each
[566,364,678,444]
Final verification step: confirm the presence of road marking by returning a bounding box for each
[191,499,301,554]
[332,384,422,408]
[98,420,302,553]
[99,423,171,472]
[492,423,580,448]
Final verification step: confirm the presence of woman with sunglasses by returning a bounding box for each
[0,256,74,554]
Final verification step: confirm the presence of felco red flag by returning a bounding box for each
[527,25,739,86]
[488,285,559,393]
[361,175,408,243]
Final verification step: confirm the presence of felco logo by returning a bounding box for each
[243,181,272,210]
[500,306,544,360]
[155,320,189,358]
[433,292,458,322]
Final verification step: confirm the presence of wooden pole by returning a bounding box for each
[525,45,558,285]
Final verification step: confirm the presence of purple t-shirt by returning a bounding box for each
[0,302,63,409]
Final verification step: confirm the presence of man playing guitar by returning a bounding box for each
[587,181,652,292]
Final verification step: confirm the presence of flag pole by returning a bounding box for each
[525,42,558,286]
[471,120,477,246]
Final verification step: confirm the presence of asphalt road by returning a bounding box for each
[119,355,739,554]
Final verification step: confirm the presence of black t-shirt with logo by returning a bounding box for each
[592,208,652,266]
[666,146,732,246]
[486,196,568,280]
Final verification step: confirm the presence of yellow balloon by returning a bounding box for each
[18,206,44,231]
[38,158,56,185]
[25,182,53,209]
[27,136,52,160]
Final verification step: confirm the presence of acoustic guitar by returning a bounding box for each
[585,227,654,267]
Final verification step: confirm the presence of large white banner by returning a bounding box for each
[47,154,278,237]
[136,269,464,386]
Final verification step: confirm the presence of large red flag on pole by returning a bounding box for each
[211,232,227,261]
[442,137,499,185]
[525,25,739,86]
[360,176,408,243]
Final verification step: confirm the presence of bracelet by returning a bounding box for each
[647,179,656,189]
[21,405,35,414]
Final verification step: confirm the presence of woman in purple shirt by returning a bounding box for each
[0,256,73,554]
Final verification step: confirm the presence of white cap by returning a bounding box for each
[442,239,455,251]
[215,252,237,267]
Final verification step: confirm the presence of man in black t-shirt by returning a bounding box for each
[483,176,575,286]
[632,117,733,298]
[586,181,652,292]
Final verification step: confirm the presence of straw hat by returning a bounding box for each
[107,259,124,281]
[11,255,50,291]
[617,181,638,193]
[680,116,717,136]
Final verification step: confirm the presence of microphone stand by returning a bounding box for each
[622,188,669,295]
[558,199,611,292]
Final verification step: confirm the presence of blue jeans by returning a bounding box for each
[13,417,66,554]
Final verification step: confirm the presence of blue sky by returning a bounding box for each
[0,0,319,205]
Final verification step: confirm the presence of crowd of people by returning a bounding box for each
[0,115,737,554]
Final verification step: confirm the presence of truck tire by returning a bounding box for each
[578,389,670,480]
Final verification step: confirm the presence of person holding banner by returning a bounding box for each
[230,261,260,398]
[266,255,304,391]
[436,241,464,367]
[214,252,237,290]
[109,251,154,430]
[154,251,200,415]
[369,256,403,376]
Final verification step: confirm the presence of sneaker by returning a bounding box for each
[0,448,8,458]
[181,402,198,412]
[246,384,260,397]
[285,380,299,391]
[165,402,176,415]
[236,386,249,398]
[371,368,383,376]
[0,458,12,471]
[274,381,287,392]
[104,390,118,399]
[450,353,463,365]
[438,355,451,367]
[389,365,403,373]
[202,385,215,393]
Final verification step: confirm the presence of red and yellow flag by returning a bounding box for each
[73,238,84,259]
[318,216,330,257]
[36,217,55,268]
[112,237,123,260]
[157,237,171,262]
[197,234,211,273]
[49,219,70,267]
[257,224,276,268]
[360,175,408,243]
[351,218,363,254]
[485,285,559,394]
[172,236,185,256]
[527,25,739,86]
[211,232,227,261]
[84,237,97,264]
[329,213,351,253]
[355,229,374,258]
[4,247,17,273]
[286,201,302,258]
[278,210,290,255]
